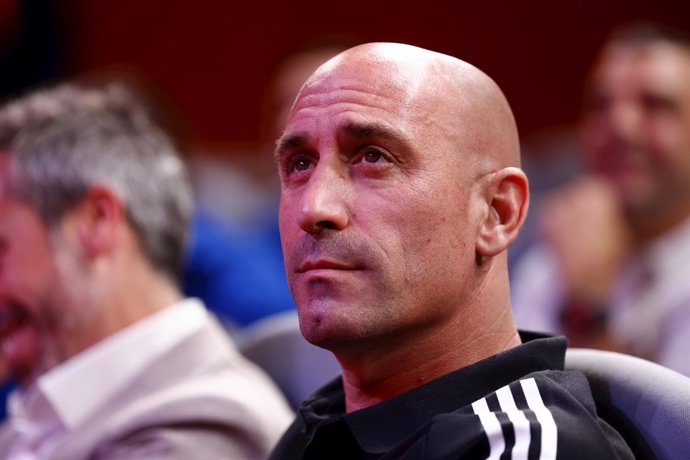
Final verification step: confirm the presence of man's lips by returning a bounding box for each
[296,260,363,273]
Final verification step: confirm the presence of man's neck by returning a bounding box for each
[339,311,521,413]
[58,260,181,366]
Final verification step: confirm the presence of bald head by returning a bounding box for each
[277,42,527,359]
[291,43,521,173]
[277,43,526,390]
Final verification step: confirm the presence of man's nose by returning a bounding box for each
[297,164,350,234]
[608,101,642,143]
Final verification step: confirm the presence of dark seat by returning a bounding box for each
[565,348,690,460]
[236,311,340,410]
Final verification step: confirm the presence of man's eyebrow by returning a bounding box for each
[275,132,309,161]
[341,121,407,143]
[274,122,410,161]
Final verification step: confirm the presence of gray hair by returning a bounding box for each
[0,83,192,281]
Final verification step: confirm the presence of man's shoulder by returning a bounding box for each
[75,374,291,460]
[269,368,634,460]
[420,370,633,459]
[53,317,293,460]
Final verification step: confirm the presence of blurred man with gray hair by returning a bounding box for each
[0,83,292,459]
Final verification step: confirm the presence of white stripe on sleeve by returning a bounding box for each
[496,384,531,460]
[520,377,558,460]
[472,397,505,460]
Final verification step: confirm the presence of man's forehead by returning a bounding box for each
[297,68,405,107]
[287,67,434,141]
[285,73,414,137]
[596,42,690,84]
[290,88,409,126]
[296,46,439,103]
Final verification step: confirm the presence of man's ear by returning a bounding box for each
[70,186,125,259]
[476,167,529,258]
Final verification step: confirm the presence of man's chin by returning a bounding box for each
[299,314,354,349]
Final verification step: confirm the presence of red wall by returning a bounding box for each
[60,0,690,151]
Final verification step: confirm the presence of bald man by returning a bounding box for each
[269,43,633,459]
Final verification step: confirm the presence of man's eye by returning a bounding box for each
[293,158,311,171]
[360,148,389,164]
[286,155,314,174]
[641,94,675,114]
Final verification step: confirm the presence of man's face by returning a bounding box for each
[0,159,76,385]
[580,41,690,220]
[276,57,482,351]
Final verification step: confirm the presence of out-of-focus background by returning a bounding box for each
[2,0,690,408]
[3,1,688,151]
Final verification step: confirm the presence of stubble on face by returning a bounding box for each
[286,230,391,345]
[0,176,95,384]
[279,43,520,356]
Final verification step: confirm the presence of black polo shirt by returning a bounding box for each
[269,333,633,459]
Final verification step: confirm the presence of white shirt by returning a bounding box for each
[610,218,690,374]
[6,298,209,460]
[511,218,690,375]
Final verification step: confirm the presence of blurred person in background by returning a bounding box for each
[0,0,66,420]
[511,22,690,374]
[0,82,292,459]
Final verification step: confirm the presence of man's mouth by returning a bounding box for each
[0,303,29,354]
[297,259,362,273]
